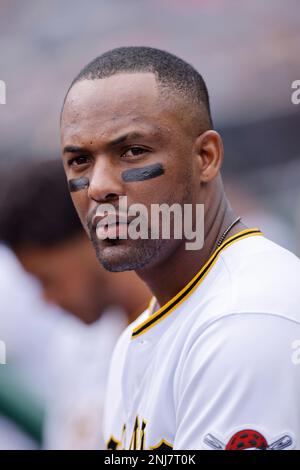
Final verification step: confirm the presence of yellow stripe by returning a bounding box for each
[149,438,173,450]
[132,228,262,339]
[106,434,122,450]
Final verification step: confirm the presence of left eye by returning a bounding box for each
[68,155,90,167]
[121,147,148,158]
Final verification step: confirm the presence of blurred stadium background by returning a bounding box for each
[0,0,299,450]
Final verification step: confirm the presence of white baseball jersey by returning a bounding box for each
[44,308,126,450]
[103,229,300,450]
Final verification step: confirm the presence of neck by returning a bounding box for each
[113,271,151,323]
[137,191,246,309]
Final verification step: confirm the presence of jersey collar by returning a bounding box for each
[131,228,263,339]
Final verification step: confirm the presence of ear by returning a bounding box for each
[193,130,224,182]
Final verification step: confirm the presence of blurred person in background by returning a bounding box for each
[0,159,81,448]
[0,241,70,449]
[0,158,150,449]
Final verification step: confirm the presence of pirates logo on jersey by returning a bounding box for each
[128,416,147,450]
[203,428,295,450]
[107,417,173,450]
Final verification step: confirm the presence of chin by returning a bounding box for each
[97,240,162,272]
[97,245,144,272]
[91,233,170,273]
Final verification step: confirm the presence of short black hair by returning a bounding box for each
[63,46,213,129]
[0,158,84,249]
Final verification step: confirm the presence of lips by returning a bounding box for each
[96,219,129,240]
[93,213,128,228]
[92,211,131,240]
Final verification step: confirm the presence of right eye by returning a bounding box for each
[67,155,90,167]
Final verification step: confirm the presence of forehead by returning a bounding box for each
[61,73,178,143]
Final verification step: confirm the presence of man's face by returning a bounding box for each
[61,73,198,272]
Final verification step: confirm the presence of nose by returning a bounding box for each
[88,158,124,202]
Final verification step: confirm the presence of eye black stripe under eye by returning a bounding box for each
[68,177,90,192]
[122,163,164,183]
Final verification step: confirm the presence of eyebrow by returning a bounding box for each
[62,129,159,155]
[63,145,87,154]
[108,131,147,146]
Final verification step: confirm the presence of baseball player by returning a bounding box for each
[60,47,300,450]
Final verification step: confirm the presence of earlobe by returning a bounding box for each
[194,130,224,182]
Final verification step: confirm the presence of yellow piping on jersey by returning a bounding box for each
[149,438,173,450]
[106,434,122,450]
[131,228,263,339]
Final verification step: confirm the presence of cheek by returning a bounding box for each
[125,177,178,208]
[121,163,164,183]
[125,158,188,206]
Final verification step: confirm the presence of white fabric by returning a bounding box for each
[0,244,79,402]
[0,416,38,450]
[44,308,126,450]
[103,233,300,450]
[0,245,80,448]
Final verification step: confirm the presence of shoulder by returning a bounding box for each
[221,234,300,279]
[175,311,300,399]
[178,235,300,342]
[220,235,300,322]
[175,236,300,377]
